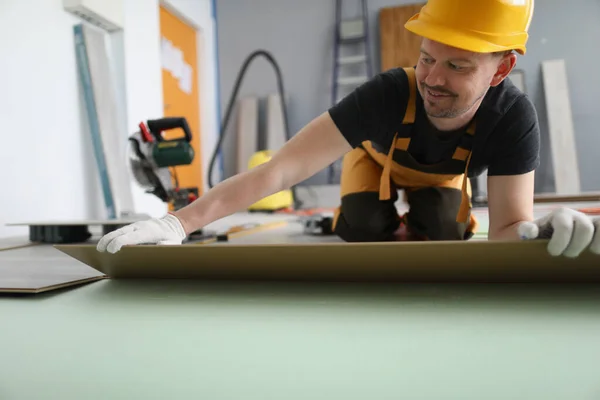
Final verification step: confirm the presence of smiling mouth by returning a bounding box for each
[426,89,451,98]
[422,83,456,99]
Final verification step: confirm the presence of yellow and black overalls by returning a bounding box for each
[331,67,479,242]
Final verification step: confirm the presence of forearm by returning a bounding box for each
[486,172,536,242]
[173,163,281,234]
[172,113,350,235]
[488,220,524,241]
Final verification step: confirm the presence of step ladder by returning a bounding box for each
[328,0,373,183]
[331,0,373,106]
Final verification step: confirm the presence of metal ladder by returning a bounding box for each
[328,0,373,183]
[331,0,373,105]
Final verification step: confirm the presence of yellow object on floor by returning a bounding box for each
[247,150,294,212]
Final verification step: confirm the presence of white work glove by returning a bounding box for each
[518,207,600,258]
[96,213,187,254]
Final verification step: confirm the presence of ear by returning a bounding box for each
[490,53,517,87]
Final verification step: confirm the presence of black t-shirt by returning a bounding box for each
[328,67,540,178]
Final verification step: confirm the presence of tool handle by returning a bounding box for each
[146,117,193,143]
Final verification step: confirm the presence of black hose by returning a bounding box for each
[207,49,301,209]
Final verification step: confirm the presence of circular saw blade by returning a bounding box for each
[129,157,155,190]
[128,135,158,191]
[127,133,171,202]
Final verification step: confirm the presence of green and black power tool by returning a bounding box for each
[128,117,198,210]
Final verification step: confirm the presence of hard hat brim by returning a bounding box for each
[404,13,526,55]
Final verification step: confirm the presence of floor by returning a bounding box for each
[1,191,600,399]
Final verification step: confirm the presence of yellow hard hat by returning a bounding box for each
[404,0,534,55]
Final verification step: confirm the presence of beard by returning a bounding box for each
[420,82,487,119]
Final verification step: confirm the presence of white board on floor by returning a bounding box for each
[475,169,488,203]
[541,59,581,194]
[266,93,287,152]
[508,69,526,93]
[236,96,258,173]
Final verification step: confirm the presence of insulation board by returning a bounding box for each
[55,240,600,283]
[236,96,259,173]
[74,23,134,218]
[509,69,526,93]
[541,59,581,195]
[266,93,287,152]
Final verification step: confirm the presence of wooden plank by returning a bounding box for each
[533,192,600,203]
[379,3,424,71]
[541,59,581,194]
[55,240,600,283]
[475,192,600,205]
[379,6,397,73]
[236,96,258,174]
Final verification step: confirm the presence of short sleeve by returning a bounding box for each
[327,68,409,149]
[487,95,541,176]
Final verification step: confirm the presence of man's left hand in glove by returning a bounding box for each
[518,207,600,258]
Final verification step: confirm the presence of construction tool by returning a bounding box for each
[3,117,203,246]
[128,117,199,211]
[302,214,335,236]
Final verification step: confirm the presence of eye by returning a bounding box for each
[448,62,464,71]
[421,57,434,65]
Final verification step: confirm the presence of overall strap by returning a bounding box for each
[379,67,417,201]
[456,120,476,223]
[452,120,476,161]
[402,67,417,125]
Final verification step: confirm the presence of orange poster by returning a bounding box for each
[159,5,203,197]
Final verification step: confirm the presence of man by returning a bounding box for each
[98,0,600,257]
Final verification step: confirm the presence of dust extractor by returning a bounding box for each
[207,49,300,212]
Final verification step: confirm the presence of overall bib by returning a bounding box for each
[332,67,479,242]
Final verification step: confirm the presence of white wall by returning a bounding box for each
[0,0,219,239]
[0,0,94,239]
[121,0,166,220]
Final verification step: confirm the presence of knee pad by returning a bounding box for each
[405,187,475,241]
[333,192,400,242]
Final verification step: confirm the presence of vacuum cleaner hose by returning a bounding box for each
[207,49,302,209]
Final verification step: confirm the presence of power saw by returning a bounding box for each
[128,117,198,210]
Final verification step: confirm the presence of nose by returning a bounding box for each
[424,63,446,88]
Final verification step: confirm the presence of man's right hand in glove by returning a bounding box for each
[96,213,187,254]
